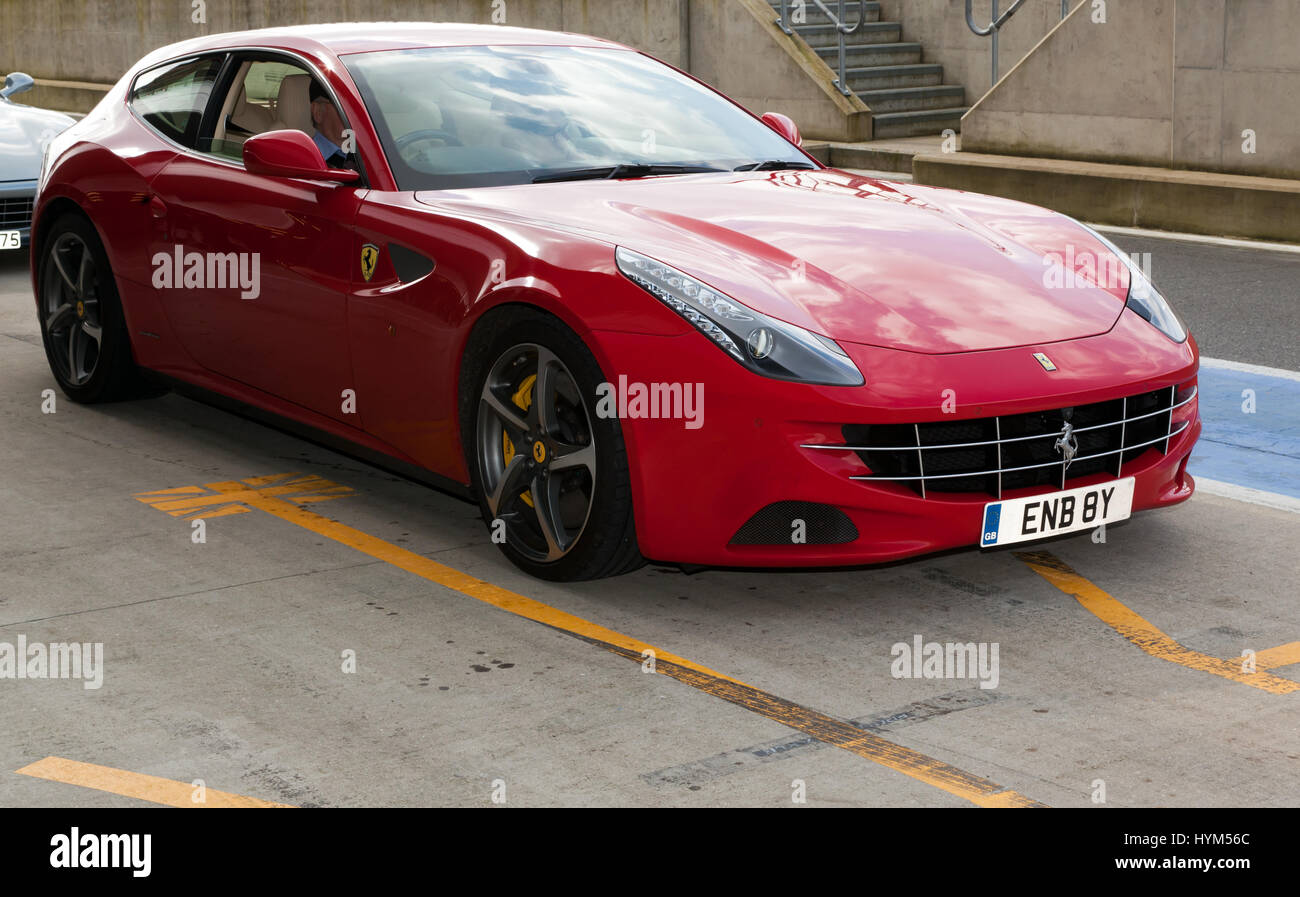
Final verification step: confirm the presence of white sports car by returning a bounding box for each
[1,72,75,252]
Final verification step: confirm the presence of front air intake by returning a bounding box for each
[730,501,859,545]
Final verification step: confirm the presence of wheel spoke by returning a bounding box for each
[76,248,92,298]
[81,320,102,348]
[66,323,80,381]
[51,247,77,294]
[549,441,595,477]
[531,346,562,435]
[73,325,92,382]
[486,454,529,517]
[45,303,74,332]
[531,473,567,560]
[480,390,529,436]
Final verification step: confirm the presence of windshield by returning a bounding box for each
[342,45,813,190]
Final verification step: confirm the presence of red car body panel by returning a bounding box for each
[416,172,1131,354]
[32,23,1200,569]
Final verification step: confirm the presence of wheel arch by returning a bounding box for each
[455,295,617,439]
[30,196,91,302]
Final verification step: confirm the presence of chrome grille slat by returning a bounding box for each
[1117,395,1127,477]
[914,423,926,500]
[995,416,1002,500]
[1163,384,1176,453]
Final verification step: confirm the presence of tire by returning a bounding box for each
[37,212,162,403]
[460,309,644,581]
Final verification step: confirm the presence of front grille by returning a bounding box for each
[0,195,34,230]
[805,386,1194,499]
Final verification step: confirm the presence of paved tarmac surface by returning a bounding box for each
[1,223,1296,808]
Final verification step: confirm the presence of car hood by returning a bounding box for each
[415,169,1130,354]
[0,100,76,181]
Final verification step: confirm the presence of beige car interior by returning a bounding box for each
[208,61,332,160]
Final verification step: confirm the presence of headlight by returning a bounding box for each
[1081,225,1186,343]
[615,246,864,386]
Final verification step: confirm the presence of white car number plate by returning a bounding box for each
[0,230,20,250]
[980,477,1134,547]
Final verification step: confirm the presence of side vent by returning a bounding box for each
[389,243,435,283]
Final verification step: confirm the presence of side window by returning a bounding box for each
[129,56,223,147]
[201,58,335,163]
[239,61,311,125]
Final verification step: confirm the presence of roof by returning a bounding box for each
[137,22,629,68]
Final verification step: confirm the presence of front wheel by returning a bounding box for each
[462,312,643,581]
[37,212,159,403]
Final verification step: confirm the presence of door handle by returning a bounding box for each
[147,195,167,218]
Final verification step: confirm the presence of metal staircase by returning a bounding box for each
[770,1,968,138]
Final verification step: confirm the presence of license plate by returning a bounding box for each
[0,230,20,250]
[980,477,1134,547]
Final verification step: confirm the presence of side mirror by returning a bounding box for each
[1,72,35,100]
[760,111,802,148]
[242,129,359,183]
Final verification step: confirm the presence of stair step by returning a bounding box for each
[793,21,901,47]
[845,63,945,91]
[871,107,968,139]
[816,41,922,67]
[769,0,882,26]
[856,84,966,113]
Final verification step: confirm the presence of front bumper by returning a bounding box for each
[591,309,1200,567]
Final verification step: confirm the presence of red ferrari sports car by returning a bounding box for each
[32,23,1199,580]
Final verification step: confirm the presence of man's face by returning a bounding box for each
[311,97,346,147]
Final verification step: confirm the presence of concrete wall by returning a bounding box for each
[877,0,1074,98]
[1,0,868,139]
[691,0,873,141]
[961,0,1300,180]
[0,0,689,109]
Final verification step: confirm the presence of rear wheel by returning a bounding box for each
[463,312,643,581]
[37,213,160,403]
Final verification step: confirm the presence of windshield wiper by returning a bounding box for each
[532,163,727,183]
[733,160,818,171]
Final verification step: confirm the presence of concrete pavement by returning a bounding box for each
[1,237,1296,808]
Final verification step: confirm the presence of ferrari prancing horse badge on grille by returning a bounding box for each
[360,243,380,282]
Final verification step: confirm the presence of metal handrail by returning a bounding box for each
[966,1,1072,84]
[964,0,1031,36]
[776,0,869,97]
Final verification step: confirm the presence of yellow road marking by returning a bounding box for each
[1253,641,1300,670]
[16,757,292,808]
[130,474,1046,807]
[185,477,747,687]
[592,642,1045,807]
[134,473,352,520]
[1016,551,1299,694]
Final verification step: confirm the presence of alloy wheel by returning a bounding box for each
[42,232,104,387]
[476,342,597,563]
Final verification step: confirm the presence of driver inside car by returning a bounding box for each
[308,80,359,171]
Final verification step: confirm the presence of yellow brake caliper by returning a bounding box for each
[501,373,536,507]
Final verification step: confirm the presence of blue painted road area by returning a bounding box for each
[1188,360,1300,500]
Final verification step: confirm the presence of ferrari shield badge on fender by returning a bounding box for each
[1033,352,1058,372]
[360,244,380,282]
